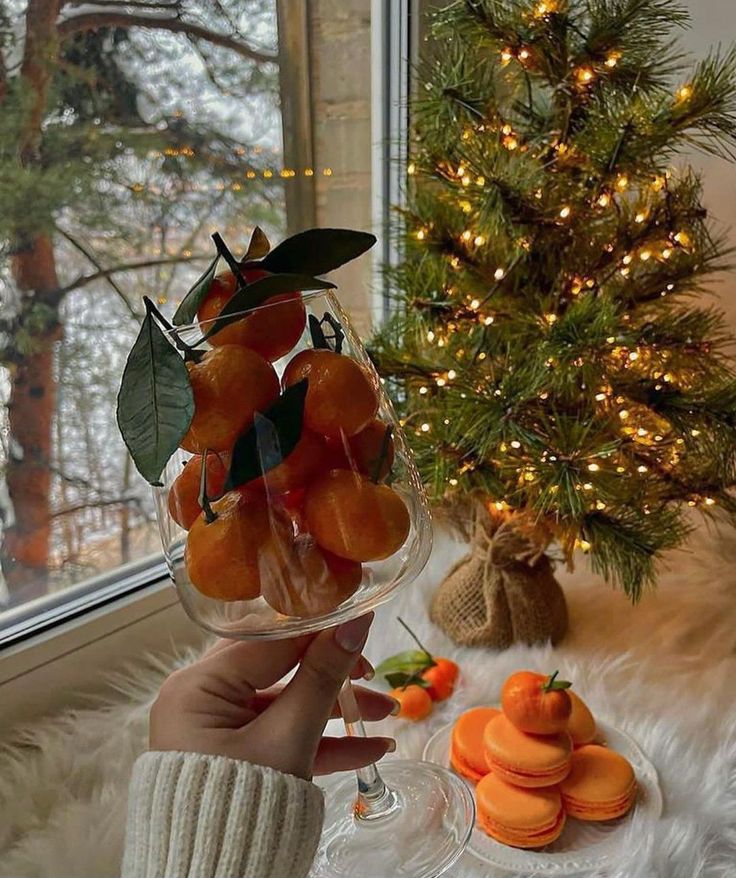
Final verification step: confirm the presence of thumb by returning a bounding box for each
[266,614,374,752]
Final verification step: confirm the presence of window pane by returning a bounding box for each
[0,1,289,621]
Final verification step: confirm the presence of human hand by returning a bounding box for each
[150,614,396,780]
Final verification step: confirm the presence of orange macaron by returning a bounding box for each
[560,744,637,821]
[568,691,597,746]
[476,772,566,849]
[450,707,500,783]
[483,713,572,788]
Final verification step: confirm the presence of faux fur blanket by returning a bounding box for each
[1,524,735,878]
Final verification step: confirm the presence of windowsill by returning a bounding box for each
[0,564,204,735]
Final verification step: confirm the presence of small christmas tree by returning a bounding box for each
[373,0,736,646]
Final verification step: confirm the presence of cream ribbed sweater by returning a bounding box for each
[122,752,324,878]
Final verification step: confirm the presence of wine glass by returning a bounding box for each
[154,289,475,878]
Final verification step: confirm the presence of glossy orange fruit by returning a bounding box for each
[180,345,279,453]
[501,670,572,735]
[389,684,433,721]
[422,657,460,702]
[168,452,229,530]
[262,534,362,617]
[258,429,330,494]
[198,268,306,362]
[329,419,395,480]
[282,349,379,438]
[304,469,410,562]
[185,491,292,601]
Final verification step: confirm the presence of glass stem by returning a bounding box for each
[338,678,399,821]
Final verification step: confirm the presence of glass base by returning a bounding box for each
[311,760,475,878]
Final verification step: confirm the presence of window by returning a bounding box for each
[0,1,390,646]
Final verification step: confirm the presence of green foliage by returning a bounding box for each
[372,0,736,598]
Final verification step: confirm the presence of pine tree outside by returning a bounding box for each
[0,1,288,617]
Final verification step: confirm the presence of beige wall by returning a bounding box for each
[680,1,736,331]
[308,0,374,337]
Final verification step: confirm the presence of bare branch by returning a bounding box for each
[56,252,209,297]
[56,227,142,319]
[50,496,145,519]
[57,11,278,65]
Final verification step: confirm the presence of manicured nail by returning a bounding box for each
[384,738,397,753]
[389,698,401,716]
[335,613,373,653]
[363,665,375,681]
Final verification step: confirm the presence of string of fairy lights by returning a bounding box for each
[401,28,718,533]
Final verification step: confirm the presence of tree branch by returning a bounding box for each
[57,12,278,65]
[56,227,142,319]
[56,253,209,297]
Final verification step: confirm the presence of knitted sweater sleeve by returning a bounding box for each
[122,751,324,878]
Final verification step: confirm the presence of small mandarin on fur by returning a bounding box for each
[180,346,279,453]
[389,684,433,721]
[422,658,459,701]
[560,744,637,821]
[304,469,410,562]
[476,773,566,849]
[450,707,499,783]
[261,534,362,618]
[282,349,379,439]
[185,491,292,601]
[168,452,229,530]
[197,268,307,362]
[568,690,597,746]
[502,670,572,735]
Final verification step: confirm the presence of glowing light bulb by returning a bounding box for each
[503,134,519,150]
[674,230,692,248]
[427,330,435,342]
[519,48,530,61]
[476,175,486,186]
[676,84,693,101]
[419,386,428,395]
[595,392,607,401]
[461,175,471,187]
[461,230,472,242]
[416,229,426,240]
[436,377,446,387]
[474,235,485,246]
[640,250,651,261]
[469,298,480,310]
[407,162,416,176]
[616,174,629,191]
[637,427,648,437]
[579,540,592,552]
[691,428,701,437]
[597,192,611,208]
[705,497,716,506]
[559,205,572,219]
[484,315,494,325]
[544,313,557,325]
[619,409,630,420]
[494,267,506,281]
[576,67,595,84]
[605,51,621,68]
[623,254,633,265]
[588,463,600,472]
[449,478,458,486]
[629,351,639,361]
[448,369,457,379]
[421,423,431,433]
[635,212,647,223]
[501,48,513,63]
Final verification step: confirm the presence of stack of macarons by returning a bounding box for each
[450,670,637,850]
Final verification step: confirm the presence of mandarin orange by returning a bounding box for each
[422,657,460,702]
[502,670,572,735]
[197,268,306,362]
[259,429,330,494]
[180,345,279,453]
[168,452,229,530]
[282,349,378,438]
[389,684,433,721]
[185,491,292,601]
[304,469,410,562]
[262,535,362,617]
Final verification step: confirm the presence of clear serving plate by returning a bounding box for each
[422,716,662,875]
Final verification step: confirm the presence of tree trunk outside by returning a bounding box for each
[2,0,63,601]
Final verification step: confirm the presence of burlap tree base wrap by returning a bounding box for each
[430,503,568,649]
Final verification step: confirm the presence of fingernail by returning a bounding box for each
[363,666,375,681]
[335,613,373,653]
[389,698,401,716]
[384,738,397,753]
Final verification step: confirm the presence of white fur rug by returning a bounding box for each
[1,523,735,878]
